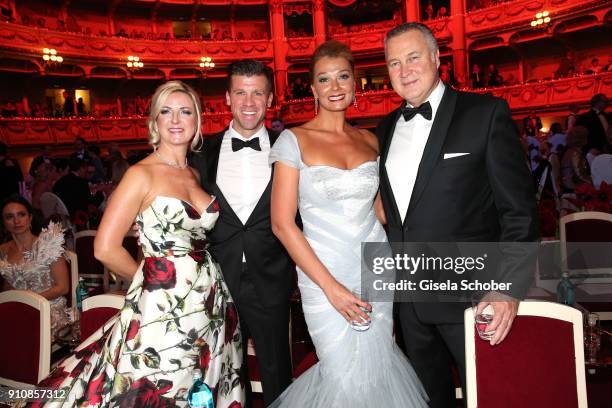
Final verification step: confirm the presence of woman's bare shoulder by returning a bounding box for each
[357,128,379,153]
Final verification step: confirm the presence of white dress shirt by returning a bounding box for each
[217,121,271,225]
[385,80,445,222]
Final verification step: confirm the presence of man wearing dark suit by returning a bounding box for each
[53,157,93,216]
[189,60,293,407]
[576,93,609,153]
[377,23,538,408]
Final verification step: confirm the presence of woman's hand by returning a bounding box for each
[323,280,372,323]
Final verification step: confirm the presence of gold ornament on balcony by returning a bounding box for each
[127,56,144,71]
[530,11,551,27]
[42,48,63,67]
[199,56,215,78]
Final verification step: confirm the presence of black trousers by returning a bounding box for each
[235,263,292,407]
[399,302,466,408]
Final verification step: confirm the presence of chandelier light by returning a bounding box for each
[530,11,551,27]
[199,56,215,77]
[127,56,144,70]
[42,48,63,66]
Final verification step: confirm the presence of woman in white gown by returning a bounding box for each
[269,41,428,407]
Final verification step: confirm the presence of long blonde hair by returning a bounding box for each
[147,80,203,151]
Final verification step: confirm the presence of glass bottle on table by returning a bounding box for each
[585,313,601,365]
[556,271,575,306]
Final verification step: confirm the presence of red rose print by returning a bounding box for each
[126,319,140,341]
[189,238,208,263]
[38,367,69,389]
[75,335,105,359]
[182,201,200,219]
[116,377,178,408]
[84,372,106,406]
[199,344,211,371]
[206,200,219,213]
[143,257,177,291]
[224,302,239,345]
[205,283,217,315]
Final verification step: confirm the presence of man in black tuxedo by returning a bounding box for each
[53,157,101,216]
[377,23,538,408]
[576,93,609,153]
[189,60,293,407]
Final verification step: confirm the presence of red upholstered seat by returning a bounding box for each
[465,301,587,408]
[0,291,51,387]
[79,294,124,340]
[560,212,612,282]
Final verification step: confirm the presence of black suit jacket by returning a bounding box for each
[576,109,608,152]
[189,129,294,308]
[377,87,539,323]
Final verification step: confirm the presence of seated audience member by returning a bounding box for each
[470,64,483,88]
[585,57,602,74]
[0,195,71,337]
[561,126,592,192]
[605,55,612,72]
[52,157,100,217]
[487,63,502,87]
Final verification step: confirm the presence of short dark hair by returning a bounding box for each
[68,157,85,172]
[591,93,607,107]
[384,22,438,56]
[309,40,354,82]
[227,59,274,92]
[550,122,562,134]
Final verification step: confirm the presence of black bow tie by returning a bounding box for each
[401,101,432,122]
[232,137,261,152]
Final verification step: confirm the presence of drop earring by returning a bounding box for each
[353,95,358,109]
[314,97,319,115]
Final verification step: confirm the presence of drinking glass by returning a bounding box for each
[472,292,495,341]
[350,288,372,332]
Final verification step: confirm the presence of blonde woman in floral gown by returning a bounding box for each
[29,81,244,407]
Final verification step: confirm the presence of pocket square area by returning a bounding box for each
[443,153,470,159]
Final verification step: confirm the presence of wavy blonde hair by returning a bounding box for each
[147,80,203,151]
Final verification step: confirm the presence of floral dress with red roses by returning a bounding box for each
[28,196,244,408]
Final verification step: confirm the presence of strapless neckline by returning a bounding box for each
[140,195,215,218]
[303,159,378,172]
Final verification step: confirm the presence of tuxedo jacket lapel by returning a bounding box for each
[405,87,457,222]
[243,131,279,226]
[380,108,404,227]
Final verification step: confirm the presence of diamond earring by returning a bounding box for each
[353,95,358,109]
[314,97,319,115]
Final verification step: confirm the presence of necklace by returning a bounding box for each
[155,150,189,169]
